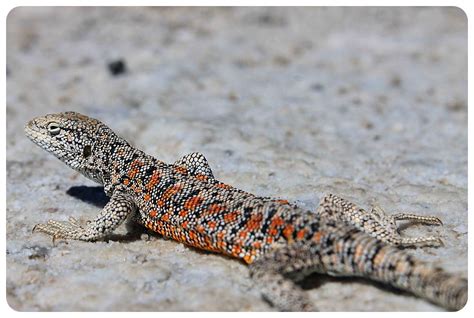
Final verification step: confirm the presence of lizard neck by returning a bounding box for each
[83,124,135,188]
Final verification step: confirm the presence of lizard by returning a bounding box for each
[24,111,467,311]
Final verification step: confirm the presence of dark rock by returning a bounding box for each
[108,59,127,76]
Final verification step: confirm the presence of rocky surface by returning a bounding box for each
[6,7,467,311]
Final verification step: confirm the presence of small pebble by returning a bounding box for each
[108,59,127,76]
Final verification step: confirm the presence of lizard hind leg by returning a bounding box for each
[249,244,317,311]
[173,152,215,178]
[316,194,443,247]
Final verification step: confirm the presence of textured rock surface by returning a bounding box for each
[6,7,467,311]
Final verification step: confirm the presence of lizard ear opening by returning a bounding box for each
[83,145,92,158]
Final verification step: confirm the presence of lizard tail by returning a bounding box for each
[319,230,467,310]
[367,244,467,311]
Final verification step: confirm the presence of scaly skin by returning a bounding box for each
[25,112,467,311]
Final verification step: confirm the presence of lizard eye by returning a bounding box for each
[47,122,61,136]
[83,145,92,158]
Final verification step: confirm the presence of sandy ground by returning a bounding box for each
[6,7,467,311]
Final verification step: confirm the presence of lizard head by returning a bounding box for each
[24,111,114,184]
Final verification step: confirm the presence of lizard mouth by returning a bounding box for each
[24,118,65,156]
[25,120,40,140]
[24,119,45,145]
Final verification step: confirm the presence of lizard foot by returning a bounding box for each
[395,235,444,248]
[391,212,443,226]
[371,206,444,248]
[32,217,90,243]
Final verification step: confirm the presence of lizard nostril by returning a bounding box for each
[25,120,36,133]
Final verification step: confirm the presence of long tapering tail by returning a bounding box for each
[319,228,467,310]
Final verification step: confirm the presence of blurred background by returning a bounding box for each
[6,7,467,311]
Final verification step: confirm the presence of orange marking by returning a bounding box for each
[208,221,217,230]
[252,241,262,249]
[131,159,143,168]
[208,203,224,214]
[179,209,188,217]
[266,237,273,244]
[313,231,324,243]
[162,213,170,222]
[216,183,231,189]
[127,160,144,179]
[123,178,130,186]
[223,211,238,222]
[196,174,208,181]
[232,244,242,255]
[296,229,306,240]
[217,240,226,249]
[245,213,263,231]
[128,168,138,179]
[133,184,142,193]
[184,196,203,210]
[243,254,253,264]
[239,230,248,239]
[158,183,184,206]
[396,260,408,273]
[181,221,189,229]
[174,166,188,174]
[275,199,290,205]
[189,230,197,241]
[143,193,151,201]
[196,225,206,234]
[268,228,278,236]
[270,216,285,227]
[149,210,157,218]
[146,170,160,190]
[215,233,227,249]
[355,244,364,259]
[204,236,213,247]
[171,232,178,240]
[373,249,386,267]
[283,224,294,240]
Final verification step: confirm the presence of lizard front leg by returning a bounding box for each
[316,193,443,247]
[33,189,136,242]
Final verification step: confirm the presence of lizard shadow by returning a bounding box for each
[66,186,110,208]
[298,272,411,298]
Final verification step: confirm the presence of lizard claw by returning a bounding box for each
[52,234,58,245]
[51,233,68,246]
[435,237,445,247]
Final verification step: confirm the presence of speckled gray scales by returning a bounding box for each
[25,112,467,311]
